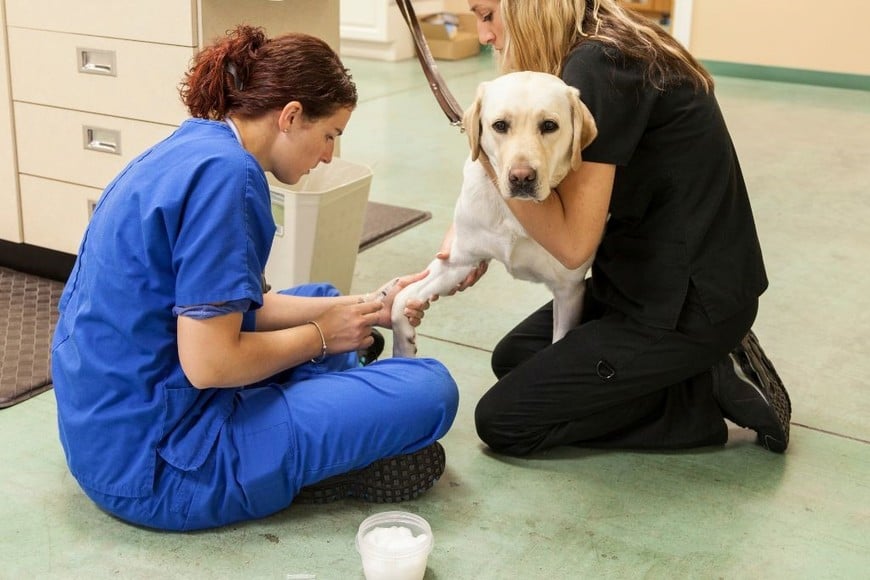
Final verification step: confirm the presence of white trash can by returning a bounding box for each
[265,158,372,295]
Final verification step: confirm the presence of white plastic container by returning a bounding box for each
[265,158,372,295]
[356,511,434,580]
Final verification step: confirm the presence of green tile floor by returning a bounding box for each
[2,52,869,579]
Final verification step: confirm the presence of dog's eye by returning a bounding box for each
[540,120,559,134]
[492,120,509,133]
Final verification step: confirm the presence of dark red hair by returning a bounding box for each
[180,25,357,120]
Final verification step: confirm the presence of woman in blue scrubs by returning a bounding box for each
[51,25,459,531]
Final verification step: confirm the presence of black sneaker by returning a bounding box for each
[295,442,446,504]
[358,329,385,366]
[713,331,792,453]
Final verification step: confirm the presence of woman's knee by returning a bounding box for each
[474,394,498,447]
[474,391,537,456]
[384,358,459,430]
[491,334,521,379]
[417,358,460,412]
[380,358,458,443]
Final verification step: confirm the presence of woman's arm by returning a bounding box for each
[254,292,361,331]
[177,270,433,388]
[505,161,615,270]
[431,163,611,287]
[177,299,383,389]
[255,269,431,331]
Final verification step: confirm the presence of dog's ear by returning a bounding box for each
[569,87,598,171]
[463,82,486,161]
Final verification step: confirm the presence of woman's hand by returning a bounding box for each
[366,270,431,329]
[436,224,489,296]
[313,300,383,355]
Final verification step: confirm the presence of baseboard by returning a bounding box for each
[702,60,870,92]
[0,240,75,282]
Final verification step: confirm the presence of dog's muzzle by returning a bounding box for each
[508,166,539,198]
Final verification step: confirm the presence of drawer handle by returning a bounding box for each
[83,126,122,155]
[77,47,117,76]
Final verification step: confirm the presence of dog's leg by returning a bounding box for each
[551,282,586,343]
[391,257,481,357]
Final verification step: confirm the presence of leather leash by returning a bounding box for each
[396,0,464,128]
[395,0,499,185]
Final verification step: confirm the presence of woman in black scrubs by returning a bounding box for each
[458,0,791,455]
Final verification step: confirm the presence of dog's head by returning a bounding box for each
[463,71,597,201]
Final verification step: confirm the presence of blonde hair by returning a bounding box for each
[499,0,713,92]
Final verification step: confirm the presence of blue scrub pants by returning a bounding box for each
[82,284,459,531]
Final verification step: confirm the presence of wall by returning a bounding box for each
[688,0,870,76]
[396,0,870,79]
[442,0,468,12]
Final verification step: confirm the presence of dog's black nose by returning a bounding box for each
[509,166,537,185]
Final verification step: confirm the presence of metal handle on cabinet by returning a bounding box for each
[83,126,121,155]
[77,47,117,76]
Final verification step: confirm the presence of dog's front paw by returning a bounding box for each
[390,284,426,358]
[392,333,417,358]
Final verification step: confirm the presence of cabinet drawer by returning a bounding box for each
[20,175,100,255]
[4,0,197,46]
[8,27,192,125]
[14,103,177,190]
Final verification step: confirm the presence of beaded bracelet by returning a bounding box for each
[307,320,327,363]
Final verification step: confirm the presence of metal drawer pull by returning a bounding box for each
[77,48,116,76]
[83,126,121,155]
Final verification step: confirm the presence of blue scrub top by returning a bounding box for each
[51,119,276,498]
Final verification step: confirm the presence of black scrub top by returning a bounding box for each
[562,40,768,329]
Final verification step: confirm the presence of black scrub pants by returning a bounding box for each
[474,283,758,455]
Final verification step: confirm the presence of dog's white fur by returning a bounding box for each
[391,71,598,357]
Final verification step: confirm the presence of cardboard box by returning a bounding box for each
[419,12,480,60]
[265,158,372,295]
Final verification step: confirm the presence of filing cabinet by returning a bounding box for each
[0,18,17,243]
[0,0,339,255]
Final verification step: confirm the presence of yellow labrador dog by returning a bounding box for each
[391,71,598,357]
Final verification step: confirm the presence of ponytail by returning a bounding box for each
[180,25,357,120]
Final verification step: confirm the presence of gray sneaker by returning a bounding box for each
[295,442,446,504]
[713,331,792,453]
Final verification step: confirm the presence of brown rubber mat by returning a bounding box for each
[359,202,431,252]
[0,267,64,408]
